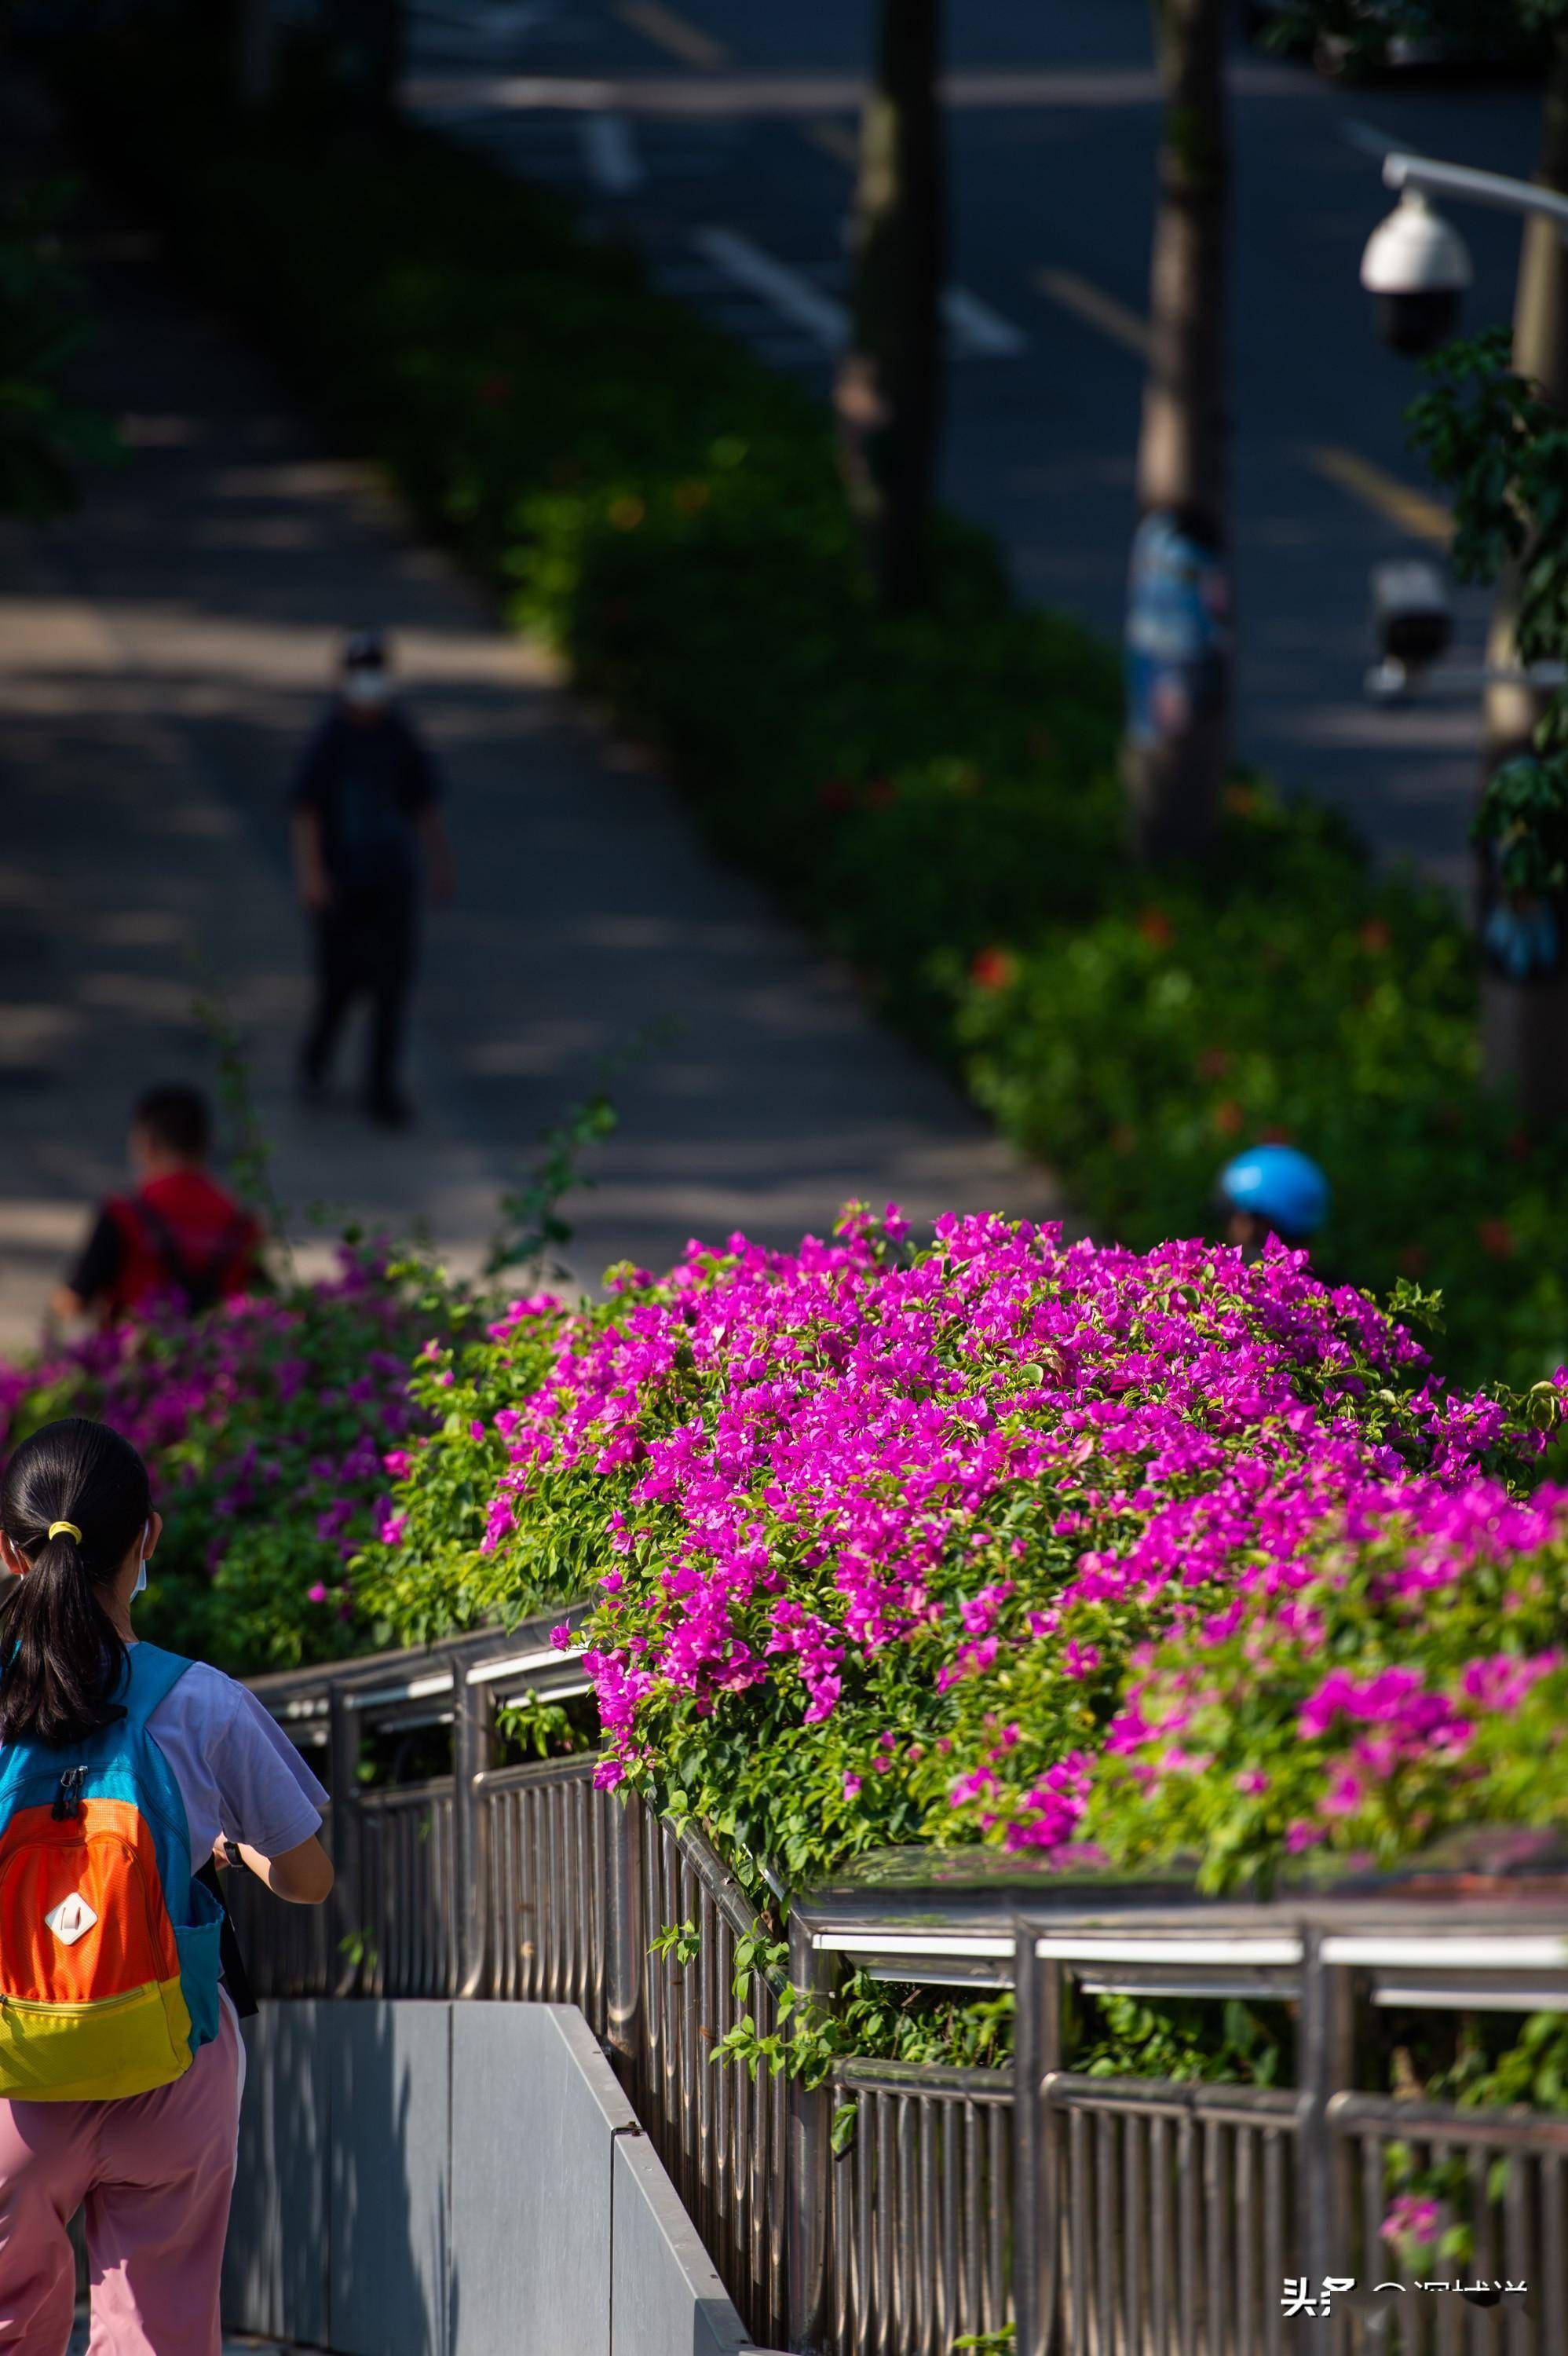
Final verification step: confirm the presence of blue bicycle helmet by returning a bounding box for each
[1217,1144,1330,1241]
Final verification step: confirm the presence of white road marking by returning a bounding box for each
[690,227,850,349]
[580,112,642,192]
[941,286,1028,357]
[406,0,561,49]
[691,229,1025,363]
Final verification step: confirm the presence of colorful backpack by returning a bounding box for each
[0,1644,224,2102]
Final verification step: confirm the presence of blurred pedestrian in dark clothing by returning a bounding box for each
[291,631,455,1128]
[53,1085,261,1328]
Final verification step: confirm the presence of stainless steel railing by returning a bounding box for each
[235,1630,1568,2356]
[359,1779,456,1998]
[1037,2076,1299,2356]
[478,1754,607,2021]
[825,2057,1013,2356]
[637,1813,790,2347]
[1330,2094,1568,2356]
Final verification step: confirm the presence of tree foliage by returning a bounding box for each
[0,181,117,518]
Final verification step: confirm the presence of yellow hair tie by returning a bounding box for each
[46,1520,82,1545]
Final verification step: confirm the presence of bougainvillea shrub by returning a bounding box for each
[0,1250,466,1670]
[361,1209,1566,1897]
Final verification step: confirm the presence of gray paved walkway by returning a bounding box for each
[0,79,1054,1355]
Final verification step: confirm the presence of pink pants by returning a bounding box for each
[0,2007,241,2356]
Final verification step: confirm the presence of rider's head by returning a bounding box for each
[1215,1143,1330,1257]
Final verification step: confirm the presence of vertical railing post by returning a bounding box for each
[451,1655,493,1999]
[605,1787,646,2092]
[1297,1923,1355,2356]
[327,1682,362,1997]
[786,1915,837,2354]
[1014,1919,1063,2356]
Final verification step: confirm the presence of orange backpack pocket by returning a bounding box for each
[0,1797,181,2006]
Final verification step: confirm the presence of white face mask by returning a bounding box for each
[132,1519,148,1600]
[343,670,389,709]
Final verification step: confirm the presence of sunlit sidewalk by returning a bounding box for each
[0,70,1057,1355]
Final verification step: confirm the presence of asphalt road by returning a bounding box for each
[402,0,1548,892]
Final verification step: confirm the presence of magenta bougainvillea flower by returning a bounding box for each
[0,1246,438,1667]
[367,1207,1568,1890]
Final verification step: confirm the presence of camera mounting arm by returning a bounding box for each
[1381,150,1568,242]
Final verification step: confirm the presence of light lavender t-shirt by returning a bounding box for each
[145,1656,328,1871]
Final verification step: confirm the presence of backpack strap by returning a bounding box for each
[133,1198,254,1315]
[195,1857,259,2021]
[129,1197,206,1311]
[121,1643,196,1729]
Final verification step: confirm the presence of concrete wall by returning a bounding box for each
[223,1999,780,2356]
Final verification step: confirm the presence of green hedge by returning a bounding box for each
[45,13,1568,1388]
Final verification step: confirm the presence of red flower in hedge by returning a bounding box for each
[1359,918,1392,954]
[1213,1099,1244,1139]
[864,775,899,810]
[1478,1218,1515,1261]
[1508,1127,1532,1162]
[816,778,853,813]
[1259,1124,1293,1145]
[1197,1046,1231,1081]
[477,371,513,408]
[1136,907,1174,950]
[1398,1243,1429,1277]
[970,946,1017,993]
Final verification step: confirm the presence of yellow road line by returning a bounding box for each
[802,116,860,166]
[1033,270,1454,550]
[613,0,728,71]
[1304,445,1453,547]
[1033,266,1152,359]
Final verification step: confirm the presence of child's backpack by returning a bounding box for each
[0,1644,224,2101]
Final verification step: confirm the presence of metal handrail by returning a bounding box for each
[240,1627,1568,2356]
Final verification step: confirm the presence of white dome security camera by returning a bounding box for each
[1361,189,1473,356]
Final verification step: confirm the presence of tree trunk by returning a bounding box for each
[834,0,944,613]
[1121,0,1232,863]
[1478,24,1568,1122]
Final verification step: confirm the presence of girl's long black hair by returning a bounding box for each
[0,1416,150,1746]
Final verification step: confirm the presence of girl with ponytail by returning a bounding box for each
[0,1418,333,2356]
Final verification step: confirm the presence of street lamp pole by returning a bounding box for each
[1361,140,1568,1121]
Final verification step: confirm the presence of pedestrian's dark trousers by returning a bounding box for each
[302,883,416,1109]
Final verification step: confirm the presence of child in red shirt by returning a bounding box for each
[53,1087,261,1327]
